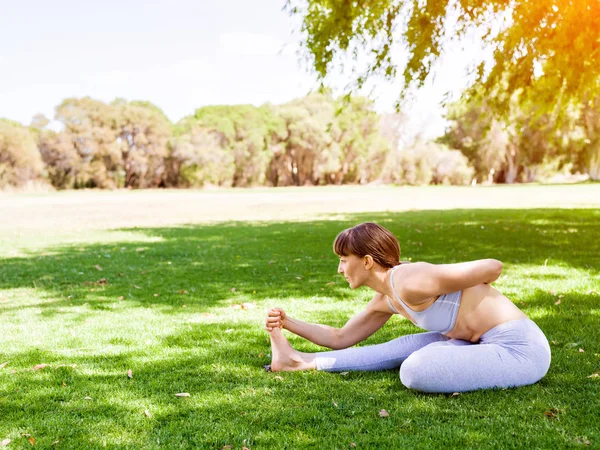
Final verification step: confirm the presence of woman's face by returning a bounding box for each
[337,254,367,289]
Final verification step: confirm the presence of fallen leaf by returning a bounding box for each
[133,285,141,289]
[33,364,48,370]
[554,300,561,305]
[28,437,35,446]
[51,439,60,446]
[85,396,92,400]
[153,293,159,297]
[274,376,284,381]
[579,348,585,353]
[544,408,559,418]
[94,265,103,271]
[62,381,66,387]
[177,290,188,295]
[144,410,151,417]
[1,439,11,447]
[258,353,264,358]
[175,393,190,397]
[0,362,8,369]
[340,372,349,376]
[350,444,357,448]
[451,392,460,397]
[127,369,133,379]
[379,409,390,417]
[587,372,600,378]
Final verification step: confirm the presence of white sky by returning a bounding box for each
[0,0,485,138]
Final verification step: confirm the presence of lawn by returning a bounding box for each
[1,185,599,449]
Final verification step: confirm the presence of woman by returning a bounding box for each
[264,222,551,393]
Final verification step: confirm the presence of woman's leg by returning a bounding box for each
[268,326,448,372]
[399,319,551,393]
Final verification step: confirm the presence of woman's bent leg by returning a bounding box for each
[399,319,551,393]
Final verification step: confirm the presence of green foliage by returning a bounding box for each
[288,0,600,116]
[0,119,45,188]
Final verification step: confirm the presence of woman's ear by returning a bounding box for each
[364,255,374,269]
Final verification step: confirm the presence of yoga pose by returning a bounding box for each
[264,222,551,393]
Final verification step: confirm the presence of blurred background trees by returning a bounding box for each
[3,88,599,190]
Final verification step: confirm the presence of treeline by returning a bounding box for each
[1,91,598,190]
[442,92,600,184]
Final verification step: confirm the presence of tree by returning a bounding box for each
[166,127,235,187]
[287,0,600,117]
[51,97,121,188]
[333,96,390,184]
[274,92,339,186]
[176,105,285,187]
[111,99,172,188]
[0,119,46,189]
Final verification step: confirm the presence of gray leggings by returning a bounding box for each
[315,318,551,393]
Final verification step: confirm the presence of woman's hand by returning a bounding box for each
[265,307,287,331]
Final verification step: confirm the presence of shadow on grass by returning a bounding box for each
[1,208,599,315]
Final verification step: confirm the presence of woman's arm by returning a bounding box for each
[398,259,503,303]
[265,295,393,350]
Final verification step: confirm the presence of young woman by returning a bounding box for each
[264,222,551,393]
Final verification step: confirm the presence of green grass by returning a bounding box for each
[1,186,600,449]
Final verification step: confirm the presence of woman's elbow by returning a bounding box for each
[329,330,351,350]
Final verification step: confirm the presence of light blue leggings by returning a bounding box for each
[315,318,551,393]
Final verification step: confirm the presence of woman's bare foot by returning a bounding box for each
[269,327,316,372]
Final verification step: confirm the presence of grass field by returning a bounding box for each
[1,185,599,449]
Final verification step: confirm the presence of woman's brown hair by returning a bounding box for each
[333,222,400,268]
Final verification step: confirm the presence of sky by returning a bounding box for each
[0,0,484,138]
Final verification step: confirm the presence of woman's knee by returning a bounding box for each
[399,352,427,391]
